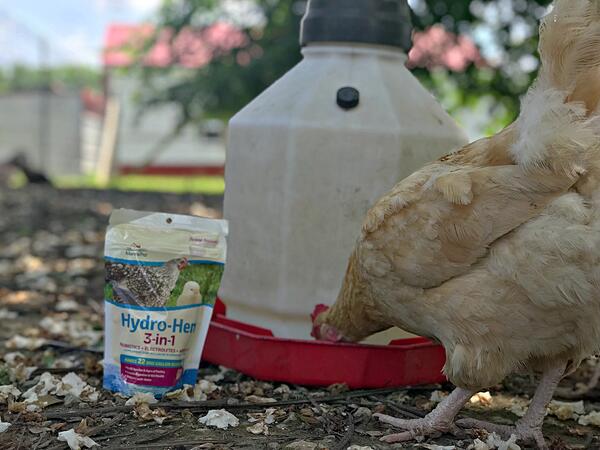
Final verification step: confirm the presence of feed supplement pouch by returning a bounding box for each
[103,209,228,397]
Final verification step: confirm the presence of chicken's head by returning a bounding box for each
[183,280,200,296]
[310,304,346,342]
[177,257,189,271]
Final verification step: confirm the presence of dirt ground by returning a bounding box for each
[0,185,599,450]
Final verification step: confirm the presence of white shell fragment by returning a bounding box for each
[57,429,99,449]
[0,308,18,319]
[0,419,11,433]
[467,432,521,450]
[246,421,269,435]
[548,400,585,420]
[55,298,80,312]
[5,335,46,350]
[22,372,60,400]
[469,391,493,406]
[165,380,219,402]
[198,409,239,429]
[125,392,158,406]
[578,410,600,426]
[0,385,21,403]
[22,372,99,408]
[429,390,448,404]
[56,373,100,403]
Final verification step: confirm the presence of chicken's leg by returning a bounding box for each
[457,363,566,450]
[374,387,475,443]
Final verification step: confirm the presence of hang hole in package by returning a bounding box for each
[103,208,228,397]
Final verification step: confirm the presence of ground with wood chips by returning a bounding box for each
[0,185,599,450]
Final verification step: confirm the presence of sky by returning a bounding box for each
[0,0,162,67]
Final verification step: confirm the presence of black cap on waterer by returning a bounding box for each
[300,0,412,51]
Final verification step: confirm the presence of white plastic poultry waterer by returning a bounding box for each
[218,0,468,342]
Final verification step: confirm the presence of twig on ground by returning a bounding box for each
[31,367,85,377]
[40,341,102,354]
[103,436,291,450]
[298,387,339,435]
[43,444,67,450]
[31,434,47,450]
[133,424,186,444]
[86,413,127,437]
[331,415,355,450]
[103,440,227,449]
[382,400,426,419]
[45,387,404,419]
[94,431,135,442]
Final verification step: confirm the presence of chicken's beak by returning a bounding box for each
[312,323,345,342]
[311,322,322,340]
[310,304,330,340]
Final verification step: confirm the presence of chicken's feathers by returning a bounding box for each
[538,0,600,101]
[105,259,183,307]
[510,87,599,173]
[360,164,580,287]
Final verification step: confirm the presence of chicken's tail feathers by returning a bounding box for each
[538,0,600,110]
[509,0,600,174]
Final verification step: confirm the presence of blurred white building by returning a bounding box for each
[102,23,246,176]
[0,89,100,176]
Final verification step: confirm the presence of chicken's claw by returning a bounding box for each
[374,388,474,444]
[379,430,421,443]
[374,413,458,443]
[456,364,567,450]
[373,414,427,430]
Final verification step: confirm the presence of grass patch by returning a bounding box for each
[104,263,224,308]
[167,263,224,307]
[104,282,114,301]
[53,174,225,195]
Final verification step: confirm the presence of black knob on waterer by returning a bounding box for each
[337,87,360,110]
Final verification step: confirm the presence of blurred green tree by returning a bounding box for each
[410,0,552,135]
[135,0,302,131]
[0,65,101,93]
[135,0,553,137]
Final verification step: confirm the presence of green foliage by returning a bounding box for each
[134,0,553,136]
[167,263,225,307]
[104,282,114,301]
[0,65,101,93]
[134,0,303,126]
[410,0,552,131]
[54,174,225,195]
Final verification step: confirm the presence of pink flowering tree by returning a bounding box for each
[124,0,303,129]
[130,0,552,135]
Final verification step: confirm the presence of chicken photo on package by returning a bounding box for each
[102,209,227,397]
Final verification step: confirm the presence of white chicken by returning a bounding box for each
[176,281,202,306]
[312,1,600,448]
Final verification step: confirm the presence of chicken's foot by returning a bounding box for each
[373,387,474,443]
[458,363,566,450]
